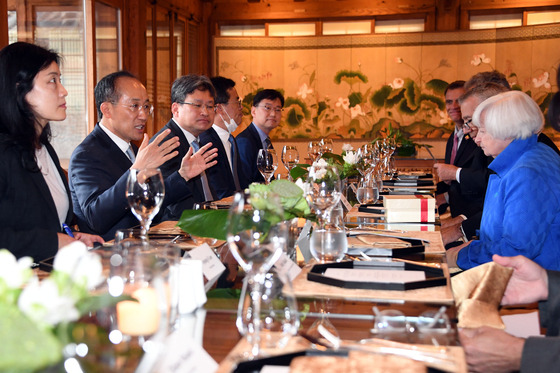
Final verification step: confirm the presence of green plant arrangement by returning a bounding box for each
[177,179,314,241]
[289,143,360,182]
[0,244,130,372]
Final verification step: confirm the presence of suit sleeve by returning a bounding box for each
[236,135,263,184]
[69,147,132,234]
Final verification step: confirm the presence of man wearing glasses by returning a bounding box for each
[198,76,249,199]
[151,74,220,219]
[237,89,285,184]
[69,71,217,239]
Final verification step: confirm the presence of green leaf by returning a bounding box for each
[290,164,310,180]
[334,69,368,85]
[76,294,136,315]
[371,85,392,108]
[178,209,229,241]
[425,79,448,95]
[0,303,62,372]
[348,92,363,107]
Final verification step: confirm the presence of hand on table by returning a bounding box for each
[441,215,465,229]
[58,232,105,249]
[178,142,218,181]
[435,192,447,208]
[434,163,459,183]
[492,254,549,305]
[459,326,524,373]
[445,241,470,267]
[132,130,180,170]
[441,223,464,246]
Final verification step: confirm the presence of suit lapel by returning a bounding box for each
[92,126,133,171]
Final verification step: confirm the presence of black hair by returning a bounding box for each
[444,80,466,96]
[94,70,137,120]
[253,89,285,107]
[210,76,236,105]
[0,42,61,171]
[171,74,215,103]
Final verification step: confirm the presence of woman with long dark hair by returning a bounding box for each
[0,42,102,261]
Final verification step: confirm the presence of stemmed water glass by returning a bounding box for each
[256,148,278,184]
[126,168,165,242]
[308,140,322,163]
[320,138,334,154]
[226,191,289,357]
[281,145,300,181]
[305,162,346,262]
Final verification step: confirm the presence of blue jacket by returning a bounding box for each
[457,134,560,270]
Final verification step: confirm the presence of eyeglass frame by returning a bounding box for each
[221,99,242,107]
[177,101,217,112]
[111,102,154,115]
[462,118,478,134]
[255,104,284,114]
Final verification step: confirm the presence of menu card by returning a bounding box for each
[324,268,426,284]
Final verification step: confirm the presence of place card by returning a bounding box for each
[187,243,226,290]
[155,326,218,372]
[273,252,302,282]
[339,193,353,212]
[324,268,426,284]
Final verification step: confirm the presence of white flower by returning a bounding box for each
[350,104,364,119]
[342,143,353,152]
[18,277,80,327]
[389,77,404,89]
[314,158,328,168]
[54,242,104,290]
[335,97,350,110]
[297,83,313,99]
[314,167,327,179]
[533,72,551,89]
[471,53,491,66]
[0,249,33,289]
[343,150,359,165]
[295,178,309,193]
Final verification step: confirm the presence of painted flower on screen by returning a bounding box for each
[297,83,313,99]
[350,104,364,119]
[389,77,404,89]
[532,71,551,89]
[336,97,350,110]
[471,53,491,66]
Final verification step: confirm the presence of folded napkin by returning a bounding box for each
[451,262,513,329]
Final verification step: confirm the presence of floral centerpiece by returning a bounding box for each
[177,179,313,241]
[0,243,125,372]
[290,143,360,181]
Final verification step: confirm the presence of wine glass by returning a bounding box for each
[190,203,219,247]
[356,174,379,205]
[305,163,346,262]
[320,138,334,154]
[227,191,288,357]
[307,141,322,163]
[281,145,300,181]
[256,148,278,184]
[126,168,165,242]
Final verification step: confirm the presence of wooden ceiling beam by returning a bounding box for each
[460,0,560,11]
[209,0,436,22]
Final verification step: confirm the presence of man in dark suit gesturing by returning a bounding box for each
[236,89,284,184]
[152,74,219,219]
[69,71,217,240]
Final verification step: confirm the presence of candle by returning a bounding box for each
[116,287,160,336]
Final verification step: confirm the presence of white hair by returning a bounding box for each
[472,91,543,140]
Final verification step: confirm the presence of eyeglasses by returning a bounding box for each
[113,102,154,115]
[463,118,475,131]
[178,101,217,112]
[256,105,283,114]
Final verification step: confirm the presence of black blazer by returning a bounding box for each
[69,124,192,240]
[199,126,246,199]
[236,122,265,184]
[152,119,207,218]
[0,138,72,261]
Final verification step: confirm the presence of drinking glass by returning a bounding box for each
[305,163,346,262]
[307,141,322,163]
[256,148,278,184]
[190,203,219,247]
[281,145,300,181]
[126,168,165,242]
[237,269,299,353]
[356,174,379,205]
[226,191,288,357]
[320,138,334,154]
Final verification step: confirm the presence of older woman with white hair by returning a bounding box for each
[447,90,560,270]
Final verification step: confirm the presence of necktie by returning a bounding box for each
[191,139,215,201]
[264,137,273,150]
[125,145,136,163]
[450,133,459,165]
[228,135,242,191]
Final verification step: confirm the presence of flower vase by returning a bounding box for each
[342,176,359,206]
